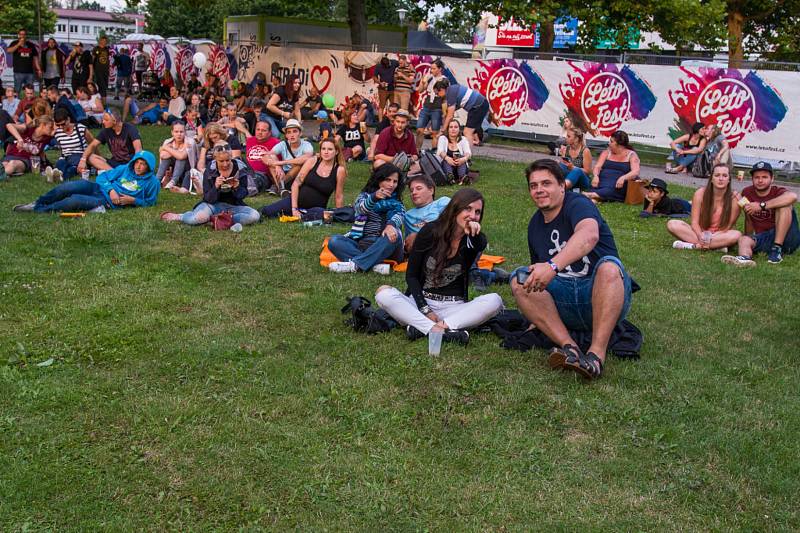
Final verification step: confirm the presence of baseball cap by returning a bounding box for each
[645,177,668,193]
[750,161,773,175]
[394,109,410,119]
[284,118,302,131]
[74,42,83,47]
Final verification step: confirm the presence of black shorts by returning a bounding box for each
[3,155,31,172]
[465,99,490,130]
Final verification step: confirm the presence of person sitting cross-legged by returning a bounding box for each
[372,109,419,173]
[723,161,799,266]
[260,137,346,219]
[328,164,405,275]
[244,120,280,196]
[511,159,637,380]
[13,151,159,213]
[77,109,143,174]
[156,121,199,193]
[262,118,314,195]
[375,187,504,346]
[1,116,55,180]
[160,145,260,231]
[50,108,94,181]
[667,163,741,251]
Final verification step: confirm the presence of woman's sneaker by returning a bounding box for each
[44,166,54,183]
[721,255,756,267]
[443,329,470,345]
[329,261,358,273]
[13,202,35,212]
[672,240,696,250]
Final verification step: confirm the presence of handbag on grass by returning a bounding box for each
[210,211,234,230]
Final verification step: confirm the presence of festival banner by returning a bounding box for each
[1,39,797,162]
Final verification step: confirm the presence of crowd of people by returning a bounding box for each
[2,33,798,380]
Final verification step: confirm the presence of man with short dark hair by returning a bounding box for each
[511,159,635,380]
[372,55,397,121]
[372,109,418,170]
[133,43,150,93]
[415,58,446,150]
[404,174,450,253]
[7,29,40,93]
[245,120,280,195]
[723,161,799,266]
[392,55,415,113]
[45,85,77,123]
[113,47,133,98]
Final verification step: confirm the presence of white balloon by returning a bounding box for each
[192,52,207,69]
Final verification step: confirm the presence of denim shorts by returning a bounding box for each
[416,106,442,131]
[753,210,800,254]
[512,256,633,331]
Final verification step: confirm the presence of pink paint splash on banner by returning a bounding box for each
[559,61,656,137]
[467,59,549,127]
[668,67,787,147]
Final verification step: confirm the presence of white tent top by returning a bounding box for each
[119,33,216,46]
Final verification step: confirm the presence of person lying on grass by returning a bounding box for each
[376,187,504,346]
[327,163,405,275]
[639,178,690,218]
[667,163,741,252]
[160,145,260,231]
[511,158,637,380]
[13,150,160,213]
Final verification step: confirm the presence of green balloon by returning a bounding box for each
[322,93,335,109]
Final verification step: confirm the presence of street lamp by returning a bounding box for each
[397,9,408,25]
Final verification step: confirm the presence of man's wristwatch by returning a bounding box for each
[760,201,767,211]
[420,305,431,315]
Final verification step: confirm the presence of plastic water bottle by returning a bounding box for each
[303,219,324,227]
[31,156,41,174]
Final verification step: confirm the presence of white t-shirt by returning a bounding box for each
[80,94,104,121]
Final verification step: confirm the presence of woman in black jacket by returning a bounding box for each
[374,188,504,345]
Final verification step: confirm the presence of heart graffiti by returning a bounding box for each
[311,65,332,93]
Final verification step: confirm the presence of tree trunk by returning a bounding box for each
[538,18,556,53]
[348,0,368,48]
[727,9,745,68]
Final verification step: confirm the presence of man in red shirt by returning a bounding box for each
[723,161,799,266]
[372,109,419,173]
[245,120,280,195]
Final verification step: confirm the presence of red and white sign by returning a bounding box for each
[695,79,756,145]
[495,17,536,47]
[580,72,631,134]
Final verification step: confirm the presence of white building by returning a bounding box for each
[49,8,145,44]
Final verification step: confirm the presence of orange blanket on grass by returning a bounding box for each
[319,237,504,272]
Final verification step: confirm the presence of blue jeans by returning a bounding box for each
[671,144,698,168]
[442,159,468,181]
[264,115,285,136]
[180,202,261,226]
[33,179,107,212]
[753,209,800,254]
[328,233,403,271]
[417,107,442,131]
[512,256,633,331]
[14,72,36,94]
[157,158,190,188]
[559,164,591,190]
[56,154,84,180]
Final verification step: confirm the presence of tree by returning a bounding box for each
[77,1,104,10]
[348,0,367,46]
[0,0,57,36]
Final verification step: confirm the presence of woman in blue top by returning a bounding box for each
[328,164,405,275]
[13,151,160,213]
[585,130,640,203]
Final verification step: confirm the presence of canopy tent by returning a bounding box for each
[407,31,469,57]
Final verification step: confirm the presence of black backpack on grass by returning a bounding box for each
[341,296,398,334]
[419,150,449,186]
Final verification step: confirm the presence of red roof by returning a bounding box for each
[54,8,144,24]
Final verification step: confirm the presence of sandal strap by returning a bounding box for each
[582,352,604,378]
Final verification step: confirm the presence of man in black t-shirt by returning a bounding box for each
[7,29,41,93]
[66,42,92,92]
[78,109,143,172]
[89,36,111,99]
[372,56,397,121]
[511,159,635,380]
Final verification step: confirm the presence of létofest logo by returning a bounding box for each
[468,59,548,127]
[559,62,656,136]
[175,45,196,82]
[668,68,787,147]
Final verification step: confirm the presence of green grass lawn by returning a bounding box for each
[1,126,799,529]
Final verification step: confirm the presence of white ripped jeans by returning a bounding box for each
[375,287,504,334]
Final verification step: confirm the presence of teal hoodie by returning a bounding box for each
[96,151,160,208]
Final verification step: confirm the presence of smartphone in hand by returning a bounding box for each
[515,269,530,285]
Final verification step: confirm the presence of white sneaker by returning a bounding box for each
[329,261,358,273]
[721,255,756,268]
[230,223,243,233]
[88,205,106,214]
[44,166,54,183]
[672,240,696,250]
[371,263,391,275]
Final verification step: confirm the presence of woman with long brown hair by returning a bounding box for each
[260,137,347,218]
[374,187,504,345]
[667,163,741,250]
[265,74,302,134]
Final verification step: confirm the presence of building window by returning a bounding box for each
[82,25,90,34]
[94,27,100,35]
[57,24,67,32]
[70,25,78,33]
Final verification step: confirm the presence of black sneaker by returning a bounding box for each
[443,329,470,345]
[406,325,426,341]
[767,245,783,264]
[280,188,291,199]
[492,267,510,285]
[469,269,489,292]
